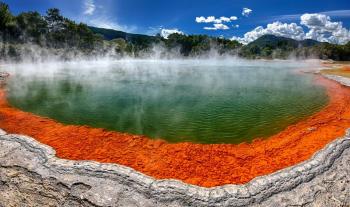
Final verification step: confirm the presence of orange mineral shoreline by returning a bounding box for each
[1,75,350,187]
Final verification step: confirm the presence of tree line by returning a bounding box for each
[1,1,350,61]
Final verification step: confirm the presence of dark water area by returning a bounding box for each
[4,60,328,144]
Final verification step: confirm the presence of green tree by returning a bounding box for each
[0,2,13,30]
[0,2,18,40]
[16,12,48,43]
[110,38,127,54]
[45,8,64,32]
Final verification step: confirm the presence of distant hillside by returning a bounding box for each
[248,35,320,48]
[88,26,160,43]
[240,35,322,58]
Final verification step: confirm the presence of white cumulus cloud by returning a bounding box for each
[242,8,253,17]
[231,22,304,44]
[231,13,350,45]
[219,16,231,22]
[300,13,350,44]
[196,15,238,30]
[230,16,238,21]
[160,28,184,39]
[83,0,96,15]
[195,16,238,24]
[196,16,215,23]
[204,23,230,30]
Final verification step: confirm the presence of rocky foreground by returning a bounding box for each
[0,127,349,207]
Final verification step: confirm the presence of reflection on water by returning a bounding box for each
[5,60,328,143]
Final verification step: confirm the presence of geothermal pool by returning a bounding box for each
[5,60,328,144]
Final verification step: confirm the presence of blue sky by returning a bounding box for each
[3,0,350,44]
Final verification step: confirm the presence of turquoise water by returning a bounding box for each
[5,60,328,144]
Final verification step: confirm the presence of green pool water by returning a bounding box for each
[5,60,328,144]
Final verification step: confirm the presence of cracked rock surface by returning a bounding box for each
[0,128,349,207]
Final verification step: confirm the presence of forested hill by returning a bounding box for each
[239,35,321,59]
[1,1,350,61]
[239,35,350,60]
[247,35,320,48]
[89,26,158,42]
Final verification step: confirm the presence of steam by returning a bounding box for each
[2,59,325,143]
[1,44,331,68]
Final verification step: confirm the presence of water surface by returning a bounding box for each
[4,60,328,144]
